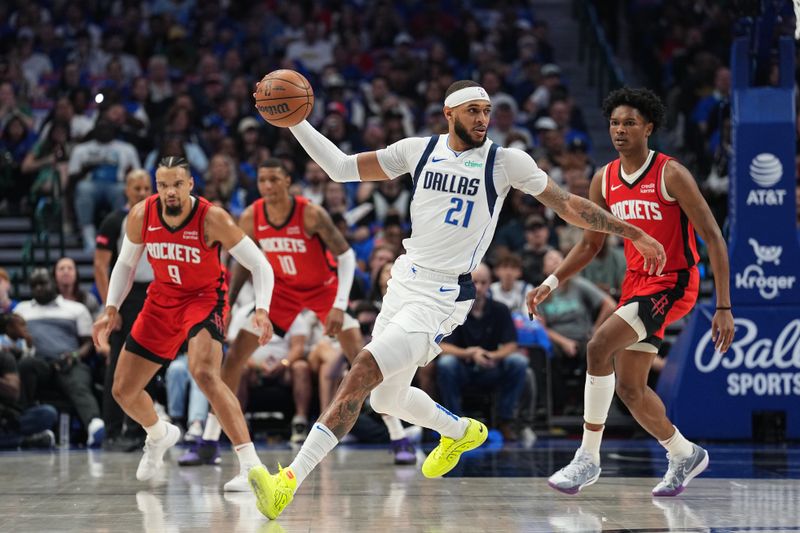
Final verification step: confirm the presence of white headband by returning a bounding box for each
[444,86,490,108]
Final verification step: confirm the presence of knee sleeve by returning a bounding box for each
[584,373,616,425]
[370,382,400,414]
[364,322,430,379]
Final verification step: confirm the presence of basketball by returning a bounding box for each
[254,69,314,127]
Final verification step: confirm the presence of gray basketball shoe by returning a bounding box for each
[652,444,709,497]
[548,448,601,495]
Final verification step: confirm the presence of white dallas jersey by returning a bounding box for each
[376,134,549,274]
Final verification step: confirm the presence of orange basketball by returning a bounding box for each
[254,69,314,127]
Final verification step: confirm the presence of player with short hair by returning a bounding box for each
[92,156,275,487]
[191,158,416,492]
[249,80,667,519]
[532,88,735,496]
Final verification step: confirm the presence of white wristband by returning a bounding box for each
[542,274,559,292]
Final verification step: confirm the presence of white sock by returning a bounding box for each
[289,423,338,488]
[430,403,469,440]
[144,419,167,441]
[381,414,405,441]
[234,442,261,472]
[203,414,222,441]
[659,426,694,459]
[580,424,604,464]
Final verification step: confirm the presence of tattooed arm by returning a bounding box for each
[535,177,666,275]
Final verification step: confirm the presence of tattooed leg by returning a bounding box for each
[318,349,383,439]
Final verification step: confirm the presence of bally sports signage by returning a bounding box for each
[658,305,800,439]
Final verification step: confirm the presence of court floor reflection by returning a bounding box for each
[0,440,797,532]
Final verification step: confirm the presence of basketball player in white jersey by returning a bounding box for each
[248,80,667,520]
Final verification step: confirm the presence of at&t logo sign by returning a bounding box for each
[746,153,787,206]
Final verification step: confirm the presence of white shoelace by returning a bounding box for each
[561,451,597,478]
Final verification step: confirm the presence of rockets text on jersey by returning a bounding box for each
[253,195,336,291]
[604,151,699,274]
[141,194,227,298]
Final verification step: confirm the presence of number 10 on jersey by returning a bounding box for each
[444,197,474,228]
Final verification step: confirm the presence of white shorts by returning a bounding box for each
[228,303,359,340]
[365,255,475,377]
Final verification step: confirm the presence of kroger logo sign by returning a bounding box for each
[746,153,786,206]
[734,239,796,300]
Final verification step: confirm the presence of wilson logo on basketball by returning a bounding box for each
[257,102,290,116]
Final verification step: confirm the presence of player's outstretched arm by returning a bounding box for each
[304,204,356,336]
[226,205,256,308]
[206,206,275,345]
[665,160,734,353]
[527,171,608,318]
[92,200,146,349]
[288,120,391,182]
[535,177,666,276]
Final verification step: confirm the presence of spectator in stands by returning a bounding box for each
[537,250,616,415]
[166,349,209,446]
[487,100,533,149]
[14,268,104,446]
[0,333,57,449]
[0,268,18,313]
[527,63,562,116]
[93,168,152,451]
[548,98,591,150]
[581,236,627,300]
[300,160,328,205]
[0,312,33,361]
[489,254,534,315]
[436,263,530,441]
[54,257,100,318]
[15,30,53,97]
[368,259,395,308]
[68,120,140,251]
[0,81,33,131]
[202,153,246,217]
[521,214,553,287]
[285,21,334,74]
[563,137,595,180]
[21,120,71,210]
[0,113,37,214]
[234,311,314,444]
[491,189,539,259]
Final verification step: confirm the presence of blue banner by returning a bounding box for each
[658,303,800,439]
[728,37,800,306]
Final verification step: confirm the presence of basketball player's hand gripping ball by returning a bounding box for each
[254,70,315,127]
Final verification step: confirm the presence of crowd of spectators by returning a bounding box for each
[594,0,799,230]
[0,0,727,449]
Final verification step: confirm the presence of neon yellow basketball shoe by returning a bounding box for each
[421,418,488,478]
[248,464,297,520]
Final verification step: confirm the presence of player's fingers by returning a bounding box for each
[656,253,666,276]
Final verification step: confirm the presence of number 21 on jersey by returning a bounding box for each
[444,197,474,228]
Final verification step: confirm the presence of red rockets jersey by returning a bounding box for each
[141,195,227,299]
[253,195,337,291]
[604,152,699,274]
